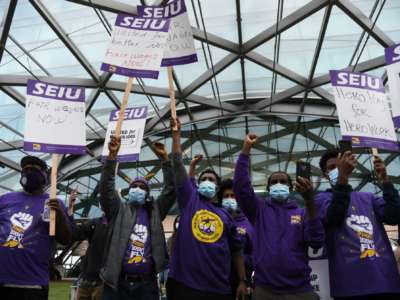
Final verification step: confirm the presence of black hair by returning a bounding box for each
[217,178,234,204]
[319,150,339,173]
[198,168,221,186]
[266,171,293,191]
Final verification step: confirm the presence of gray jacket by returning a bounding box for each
[99,159,175,289]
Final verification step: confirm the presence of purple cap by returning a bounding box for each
[130,177,150,192]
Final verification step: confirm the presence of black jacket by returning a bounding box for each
[99,159,175,289]
[71,217,108,282]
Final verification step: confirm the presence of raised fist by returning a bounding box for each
[10,212,33,231]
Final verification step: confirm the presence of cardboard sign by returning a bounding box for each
[330,70,398,151]
[101,14,170,78]
[102,106,148,162]
[385,43,400,127]
[24,79,86,154]
[308,246,332,300]
[138,0,197,66]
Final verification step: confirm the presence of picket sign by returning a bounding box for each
[167,66,178,130]
[49,154,59,236]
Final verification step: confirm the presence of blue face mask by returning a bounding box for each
[270,183,290,202]
[328,168,339,186]
[222,198,238,211]
[198,180,217,199]
[128,187,147,205]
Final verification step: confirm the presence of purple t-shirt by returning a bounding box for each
[122,206,154,275]
[234,212,253,267]
[0,192,69,286]
[169,178,242,295]
[316,191,400,297]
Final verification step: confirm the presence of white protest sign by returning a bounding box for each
[24,79,86,154]
[385,43,400,128]
[101,14,170,79]
[308,247,332,300]
[102,106,148,162]
[330,70,398,151]
[138,0,198,66]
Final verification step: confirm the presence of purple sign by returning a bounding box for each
[24,142,86,155]
[137,0,198,67]
[109,106,148,121]
[27,79,85,102]
[115,14,170,32]
[100,64,159,79]
[330,70,385,93]
[385,43,400,66]
[138,0,186,19]
[342,136,399,151]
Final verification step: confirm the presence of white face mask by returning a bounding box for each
[328,168,339,186]
[222,198,238,211]
[269,183,290,202]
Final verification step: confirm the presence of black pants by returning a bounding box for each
[166,278,232,300]
[102,279,159,300]
[334,294,400,300]
[0,286,49,300]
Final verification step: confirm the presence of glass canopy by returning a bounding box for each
[0,0,399,218]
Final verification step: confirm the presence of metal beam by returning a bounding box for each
[0,154,21,172]
[243,0,329,53]
[65,0,138,15]
[0,86,25,106]
[29,0,100,81]
[0,0,17,63]
[336,0,394,48]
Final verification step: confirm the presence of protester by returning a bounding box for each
[166,215,180,257]
[166,117,246,300]
[217,177,254,299]
[68,190,108,300]
[316,149,400,299]
[0,155,71,300]
[233,134,324,300]
[99,137,176,300]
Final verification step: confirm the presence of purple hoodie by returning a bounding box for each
[315,188,400,297]
[233,153,325,294]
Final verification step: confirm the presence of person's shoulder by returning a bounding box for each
[0,191,24,200]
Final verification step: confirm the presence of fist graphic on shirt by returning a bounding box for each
[10,212,33,231]
[130,224,148,244]
[346,214,373,235]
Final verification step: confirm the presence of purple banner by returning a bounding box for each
[101,153,139,163]
[109,106,148,121]
[330,70,384,93]
[27,79,85,102]
[342,135,399,151]
[138,0,186,19]
[100,63,159,79]
[115,14,170,32]
[161,53,198,67]
[24,141,86,155]
[385,43,400,66]
[393,116,400,128]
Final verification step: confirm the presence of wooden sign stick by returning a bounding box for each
[49,153,59,236]
[113,77,134,173]
[167,66,177,130]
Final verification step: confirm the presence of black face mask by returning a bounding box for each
[20,168,47,193]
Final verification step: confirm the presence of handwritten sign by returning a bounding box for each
[385,43,400,128]
[330,70,398,151]
[308,246,332,300]
[102,106,148,162]
[138,0,197,66]
[24,80,86,154]
[101,14,170,79]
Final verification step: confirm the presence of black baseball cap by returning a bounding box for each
[20,156,48,171]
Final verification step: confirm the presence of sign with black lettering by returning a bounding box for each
[330,70,398,151]
[385,43,400,128]
[24,79,86,154]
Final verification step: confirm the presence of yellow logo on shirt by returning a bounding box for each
[192,209,224,243]
[291,215,302,225]
[237,227,247,235]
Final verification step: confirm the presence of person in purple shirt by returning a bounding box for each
[100,137,175,300]
[218,178,254,299]
[166,117,247,300]
[315,149,400,300]
[0,155,71,300]
[234,134,325,300]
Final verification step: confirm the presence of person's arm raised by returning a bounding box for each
[99,136,121,221]
[233,134,259,224]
